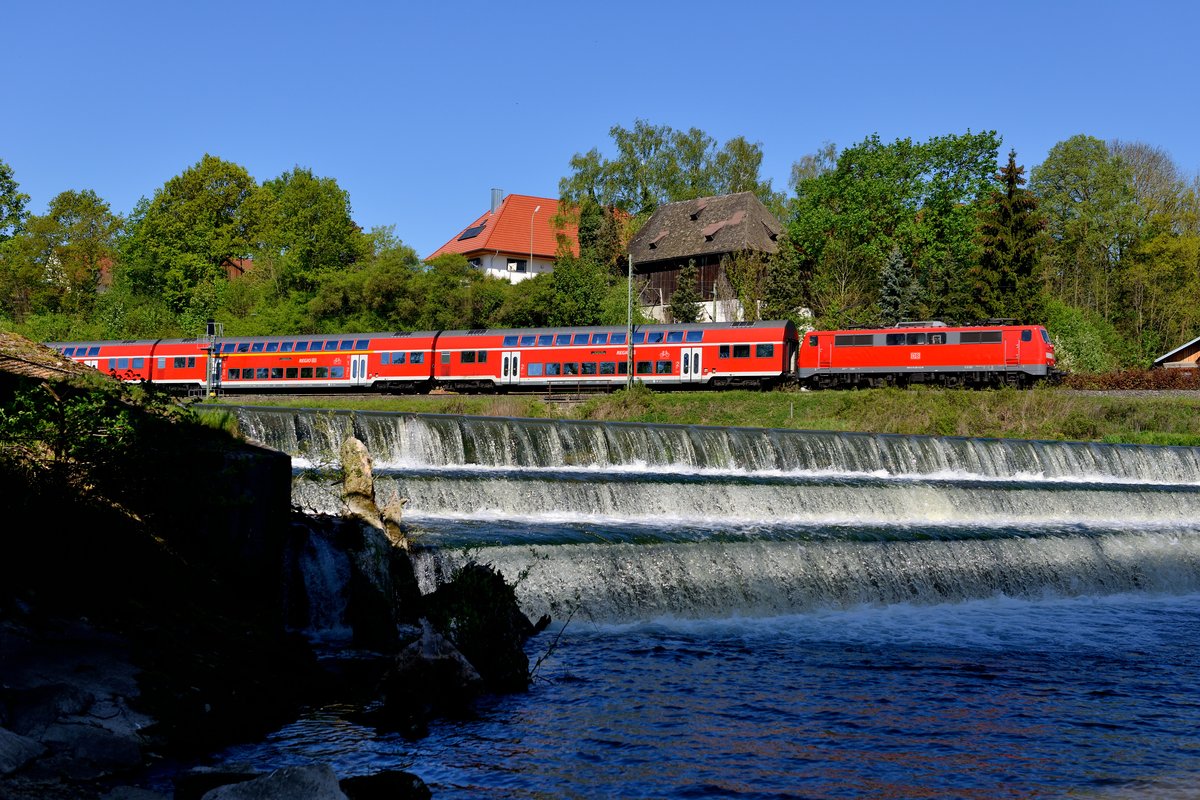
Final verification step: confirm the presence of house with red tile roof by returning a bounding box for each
[425,190,579,283]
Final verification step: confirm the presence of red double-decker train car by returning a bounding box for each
[798,321,1056,388]
[49,320,800,395]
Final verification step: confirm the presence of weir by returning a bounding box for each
[229,407,1200,623]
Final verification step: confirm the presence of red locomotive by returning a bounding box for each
[799,321,1056,388]
[48,319,1056,394]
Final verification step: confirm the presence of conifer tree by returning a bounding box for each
[878,245,918,325]
[668,259,702,323]
[973,150,1048,322]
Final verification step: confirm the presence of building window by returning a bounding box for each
[508,259,527,273]
[468,258,482,269]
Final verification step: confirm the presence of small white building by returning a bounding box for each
[425,190,579,283]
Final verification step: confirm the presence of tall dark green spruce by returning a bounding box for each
[668,259,702,323]
[972,150,1048,323]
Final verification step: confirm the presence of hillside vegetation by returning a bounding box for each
[212,385,1200,447]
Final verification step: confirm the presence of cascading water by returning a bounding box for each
[229,406,1200,622]
[215,406,1200,797]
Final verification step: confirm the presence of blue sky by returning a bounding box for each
[5,0,1199,258]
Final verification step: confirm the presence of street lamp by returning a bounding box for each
[530,205,541,275]
[626,254,634,388]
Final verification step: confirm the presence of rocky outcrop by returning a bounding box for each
[339,436,408,550]
[200,764,347,799]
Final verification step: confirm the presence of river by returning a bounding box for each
[216,409,1200,798]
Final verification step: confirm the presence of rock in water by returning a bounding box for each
[200,764,347,799]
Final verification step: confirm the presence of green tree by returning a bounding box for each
[0,158,30,242]
[118,154,264,313]
[1030,134,1137,320]
[972,150,1048,323]
[559,119,780,221]
[667,260,702,323]
[878,245,919,325]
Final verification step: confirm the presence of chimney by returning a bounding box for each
[491,188,502,214]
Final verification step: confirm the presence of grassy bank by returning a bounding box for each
[206,386,1200,446]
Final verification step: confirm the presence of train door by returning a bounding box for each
[681,347,702,383]
[818,335,832,369]
[501,351,521,386]
[1004,331,1021,366]
[351,354,369,386]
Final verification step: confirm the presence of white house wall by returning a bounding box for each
[477,252,553,284]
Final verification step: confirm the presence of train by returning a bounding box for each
[48,319,1057,395]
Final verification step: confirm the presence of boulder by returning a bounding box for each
[0,726,44,775]
[340,769,431,800]
[200,764,347,800]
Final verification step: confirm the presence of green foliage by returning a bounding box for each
[667,260,702,323]
[1043,297,1134,373]
[878,245,918,325]
[971,150,1049,323]
[559,119,781,221]
[0,158,30,242]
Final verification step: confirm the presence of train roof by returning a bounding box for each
[438,320,797,337]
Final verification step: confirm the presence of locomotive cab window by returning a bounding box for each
[1021,330,1033,342]
[808,335,818,347]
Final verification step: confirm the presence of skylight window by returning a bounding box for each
[458,223,486,241]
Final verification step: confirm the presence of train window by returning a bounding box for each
[960,331,1002,344]
[381,353,390,365]
[733,345,751,358]
[564,362,580,375]
[611,333,626,345]
[237,343,250,353]
[834,334,874,347]
[929,334,945,344]
[520,335,536,346]
[251,342,265,353]
[756,344,775,358]
[477,351,488,363]
[158,358,166,369]
[886,333,905,345]
[1021,330,1033,342]
[633,332,646,344]
[310,342,323,352]
[228,368,240,379]
[618,362,628,375]
[340,340,354,351]
[461,351,476,364]
[411,352,424,364]
[503,335,519,346]
[683,356,690,374]
[280,342,294,353]
[295,342,309,352]
[573,334,589,345]
[547,363,561,376]
[600,362,616,375]
[1040,329,1050,343]
[686,331,703,343]
[271,368,283,379]
[63,347,75,356]
[117,358,129,370]
[330,366,344,378]
[666,331,684,343]
[286,368,298,379]
[394,352,406,364]
[636,361,653,374]
[256,368,269,379]
[528,363,543,376]
[356,339,369,349]
[266,342,279,353]
[538,334,553,346]
[325,341,338,351]
[441,352,451,364]
[87,346,100,356]
[656,360,672,374]
[906,333,926,345]
[301,367,313,378]
[591,333,608,345]
[582,362,598,375]
[132,358,144,369]
[809,336,818,347]
[316,367,329,378]
[719,345,730,358]
[647,332,664,344]
[556,334,571,345]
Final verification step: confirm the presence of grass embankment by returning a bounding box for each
[208,386,1200,446]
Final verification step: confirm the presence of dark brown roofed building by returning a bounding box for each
[1153,335,1200,369]
[626,192,782,321]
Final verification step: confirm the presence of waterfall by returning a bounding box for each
[230,407,1200,623]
